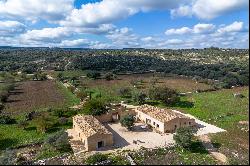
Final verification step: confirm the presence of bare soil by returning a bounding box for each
[4,80,66,115]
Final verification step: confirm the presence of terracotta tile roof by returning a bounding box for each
[73,115,112,137]
[137,104,192,123]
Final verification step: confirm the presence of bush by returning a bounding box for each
[118,87,132,98]
[103,72,117,81]
[85,153,109,165]
[25,111,40,121]
[120,114,135,130]
[53,109,65,118]
[0,115,16,124]
[173,127,194,148]
[149,86,180,105]
[17,120,29,129]
[82,99,108,116]
[0,91,9,102]
[0,102,4,110]
[75,90,88,101]
[86,71,101,79]
[133,92,147,105]
[43,130,72,153]
[58,117,68,125]
[33,113,55,133]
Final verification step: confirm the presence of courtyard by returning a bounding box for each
[104,122,175,150]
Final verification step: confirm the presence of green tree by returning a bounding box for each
[149,86,180,105]
[133,92,147,105]
[173,127,194,148]
[120,115,135,130]
[82,99,108,116]
[34,113,55,133]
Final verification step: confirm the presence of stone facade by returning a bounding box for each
[136,104,196,133]
[95,103,136,123]
[73,115,113,151]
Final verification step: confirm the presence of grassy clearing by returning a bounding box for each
[0,124,45,150]
[81,73,213,93]
[56,81,80,106]
[172,87,249,164]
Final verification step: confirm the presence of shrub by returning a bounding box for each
[34,113,55,133]
[82,99,108,116]
[103,72,117,81]
[86,71,101,79]
[43,130,72,153]
[133,92,147,105]
[75,90,88,101]
[0,91,9,102]
[85,153,109,165]
[17,120,29,129]
[149,86,180,105]
[0,115,16,124]
[53,109,65,117]
[58,117,68,125]
[25,111,40,121]
[0,102,4,110]
[120,114,135,130]
[118,87,132,98]
[173,127,194,148]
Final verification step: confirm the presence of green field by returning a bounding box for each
[56,81,81,106]
[172,87,249,164]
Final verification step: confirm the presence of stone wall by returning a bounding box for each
[95,109,136,123]
[86,134,113,151]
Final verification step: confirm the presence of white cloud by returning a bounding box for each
[0,20,26,36]
[20,27,72,43]
[59,39,89,47]
[192,0,249,19]
[0,0,74,22]
[165,27,192,35]
[106,27,140,48]
[165,23,215,35]
[217,21,244,34]
[141,36,154,42]
[171,5,192,18]
[61,0,184,27]
[193,23,215,34]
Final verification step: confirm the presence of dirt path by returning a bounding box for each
[199,135,228,164]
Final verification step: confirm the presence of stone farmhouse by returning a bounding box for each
[73,115,113,151]
[136,104,196,133]
[72,104,196,151]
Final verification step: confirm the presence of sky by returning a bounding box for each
[0,0,249,49]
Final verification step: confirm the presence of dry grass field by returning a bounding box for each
[82,73,213,92]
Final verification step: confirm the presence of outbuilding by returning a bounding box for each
[73,115,113,151]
